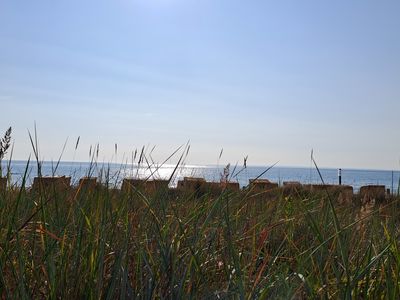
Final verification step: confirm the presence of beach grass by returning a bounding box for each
[1,164,400,299]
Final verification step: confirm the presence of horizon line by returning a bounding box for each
[3,159,400,173]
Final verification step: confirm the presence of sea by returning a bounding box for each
[2,160,400,193]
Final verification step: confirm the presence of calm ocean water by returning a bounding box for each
[2,160,400,193]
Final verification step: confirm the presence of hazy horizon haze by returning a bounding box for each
[1,0,399,170]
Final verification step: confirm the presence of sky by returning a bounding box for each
[0,0,399,169]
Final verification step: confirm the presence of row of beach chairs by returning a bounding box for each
[0,176,390,203]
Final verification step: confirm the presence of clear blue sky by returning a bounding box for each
[1,0,399,169]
